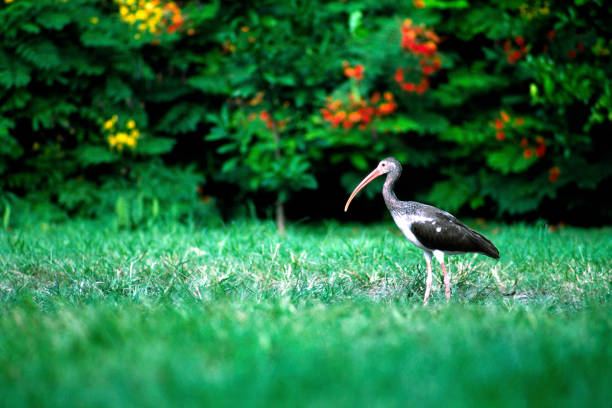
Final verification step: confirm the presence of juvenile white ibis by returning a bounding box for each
[344,157,499,305]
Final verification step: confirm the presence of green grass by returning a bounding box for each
[1,219,611,407]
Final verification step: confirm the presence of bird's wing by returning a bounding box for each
[407,205,499,258]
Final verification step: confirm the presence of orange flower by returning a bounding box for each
[523,149,533,159]
[328,100,342,111]
[377,102,397,115]
[383,91,394,101]
[413,0,425,8]
[500,110,510,122]
[370,92,381,104]
[344,64,364,80]
[514,117,525,126]
[348,111,362,123]
[333,110,347,124]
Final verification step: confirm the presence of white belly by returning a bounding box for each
[391,213,430,251]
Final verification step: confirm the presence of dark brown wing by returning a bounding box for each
[410,208,500,258]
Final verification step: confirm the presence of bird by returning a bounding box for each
[344,157,499,305]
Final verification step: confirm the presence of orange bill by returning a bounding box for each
[344,168,384,212]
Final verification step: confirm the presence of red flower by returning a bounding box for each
[536,143,546,157]
[353,64,364,80]
[515,36,524,46]
[395,68,404,83]
[494,119,504,130]
[549,166,560,182]
[320,109,332,121]
[547,30,555,41]
[401,82,416,92]
[520,138,528,147]
[567,49,576,58]
[577,41,584,52]
[507,50,523,63]
[496,131,506,141]
[523,149,533,159]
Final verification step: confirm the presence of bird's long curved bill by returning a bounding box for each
[344,168,383,212]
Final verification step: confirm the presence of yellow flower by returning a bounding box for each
[115,132,129,143]
[135,9,147,20]
[90,17,99,24]
[5,0,15,4]
[120,5,129,16]
[103,119,115,130]
[130,129,140,138]
[108,135,118,147]
[125,137,137,147]
[127,119,136,129]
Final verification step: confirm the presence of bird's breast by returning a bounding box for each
[390,212,430,251]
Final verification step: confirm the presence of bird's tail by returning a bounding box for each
[470,230,500,259]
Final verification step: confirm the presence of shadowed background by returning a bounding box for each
[1,0,611,230]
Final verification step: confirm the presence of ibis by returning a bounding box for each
[344,157,500,305]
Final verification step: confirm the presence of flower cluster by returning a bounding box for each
[247,110,289,131]
[491,110,524,141]
[115,0,183,36]
[397,19,441,94]
[320,92,397,130]
[103,116,141,151]
[503,36,528,63]
[343,62,364,80]
[520,135,546,159]
[518,2,550,20]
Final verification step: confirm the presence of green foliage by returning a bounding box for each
[1,0,611,224]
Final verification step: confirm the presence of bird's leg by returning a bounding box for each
[433,250,450,300]
[423,252,433,305]
[441,262,451,299]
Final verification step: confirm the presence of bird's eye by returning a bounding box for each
[381,163,386,167]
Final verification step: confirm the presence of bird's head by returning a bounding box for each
[344,157,402,212]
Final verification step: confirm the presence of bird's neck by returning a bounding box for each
[382,171,401,209]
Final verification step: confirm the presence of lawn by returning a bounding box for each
[1,219,610,407]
